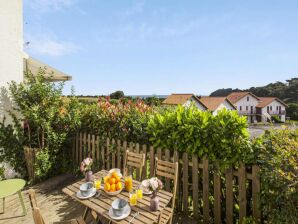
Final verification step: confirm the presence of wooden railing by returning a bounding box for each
[72,132,261,223]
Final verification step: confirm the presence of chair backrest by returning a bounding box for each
[123,150,146,181]
[28,189,46,224]
[154,158,179,209]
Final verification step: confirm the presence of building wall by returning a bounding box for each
[234,94,259,123]
[213,100,236,115]
[261,101,286,122]
[0,0,23,123]
[183,97,207,111]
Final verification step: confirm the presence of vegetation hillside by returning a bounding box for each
[210,78,298,120]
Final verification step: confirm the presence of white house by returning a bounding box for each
[0,0,71,123]
[199,97,236,115]
[256,97,287,122]
[227,92,260,123]
[162,94,207,111]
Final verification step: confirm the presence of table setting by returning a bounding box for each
[63,157,170,223]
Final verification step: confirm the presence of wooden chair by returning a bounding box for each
[28,189,86,224]
[123,150,146,181]
[154,158,179,224]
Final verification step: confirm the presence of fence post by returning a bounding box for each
[239,162,247,223]
[252,165,261,223]
[192,154,199,218]
[150,146,155,177]
[226,167,233,224]
[182,152,189,216]
[203,157,209,224]
[214,163,221,224]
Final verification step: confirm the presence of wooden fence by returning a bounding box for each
[72,132,261,223]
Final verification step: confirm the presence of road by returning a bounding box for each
[248,123,297,138]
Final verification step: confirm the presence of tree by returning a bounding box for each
[110,91,125,99]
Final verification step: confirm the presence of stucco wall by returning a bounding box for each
[183,97,207,111]
[213,100,235,115]
[261,100,286,122]
[234,94,259,114]
[0,0,23,123]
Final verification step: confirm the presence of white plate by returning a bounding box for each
[76,188,96,199]
[108,205,131,220]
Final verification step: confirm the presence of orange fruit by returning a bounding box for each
[115,175,121,183]
[109,177,116,185]
[111,172,118,178]
[104,183,110,192]
[110,184,116,192]
[104,176,109,184]
[116,182,123,191]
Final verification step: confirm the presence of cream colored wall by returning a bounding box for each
[261,100,286,122]
[213,100,236,115]
[0,0,23,123]
[183,97,207,111]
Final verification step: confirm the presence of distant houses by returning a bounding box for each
[163,92,287,123]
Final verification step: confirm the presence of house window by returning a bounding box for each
[246,106,248,111]
[270,106,272,111]
[267,106,269,113]
[247,96,249,101]
[276,106,278,111]
[239,106,242,111]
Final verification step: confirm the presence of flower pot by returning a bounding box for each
[150,191,159,211]
[85,170,93,182]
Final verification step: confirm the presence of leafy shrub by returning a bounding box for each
[80,97,153,144]
[256,128,298,223]
[271,115,282,123]
[0,70,82,180]
[147,105,251,167]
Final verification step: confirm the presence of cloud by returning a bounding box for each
[28,0,78,12]
[25,34,80,56]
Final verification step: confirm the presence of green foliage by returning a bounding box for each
[34,149,52,180]
[287,103,298,120]
[0,166,4,180]
[255,128,298,223]
[271,115,282,123]
[110,90,125,99]
[0,114,27,177]
[147,105,251,167]
[0,70,82,180]
[80,98,153,144]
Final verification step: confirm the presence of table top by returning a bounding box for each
[0,179,26,198]
[62,170,173,224]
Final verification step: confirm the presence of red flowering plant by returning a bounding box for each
[81,97,154,144]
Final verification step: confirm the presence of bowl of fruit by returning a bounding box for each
[103,171,123,196]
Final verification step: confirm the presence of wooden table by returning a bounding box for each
[62,170,173,224]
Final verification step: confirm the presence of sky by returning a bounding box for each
[23,0,298,96]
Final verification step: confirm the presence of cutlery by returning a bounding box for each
[129,211,139,223]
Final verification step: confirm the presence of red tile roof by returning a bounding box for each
[200,97,236,111]
[162,94,194,105]
[162,94,207,109]
[227,92,259,104]
[256,97,288,108]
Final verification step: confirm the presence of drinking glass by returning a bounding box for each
[136,187,143,200]
[124,175,133,192]
[94,179,101,190]
[129,190,138,206]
